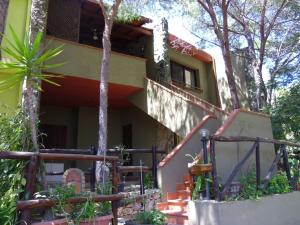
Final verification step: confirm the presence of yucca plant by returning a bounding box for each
[0,26,64,151]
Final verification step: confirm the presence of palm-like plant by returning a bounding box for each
[0,26,64,151]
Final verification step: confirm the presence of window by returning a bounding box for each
[170,61,199,89]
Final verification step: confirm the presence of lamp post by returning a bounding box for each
[200,129,210,200]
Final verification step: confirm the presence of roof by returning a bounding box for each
[168,34,213,63]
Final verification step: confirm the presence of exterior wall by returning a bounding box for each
[40,105,78,148]
[130,79,211,138]
[0,0,31,111]
[214,110,275,182]
[169,49,208,100]
[157,116,221,196]
[44,37,147,88]
[188,192,300,225]
[205,49,250,111]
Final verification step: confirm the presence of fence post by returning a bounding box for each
[111,160,118,225]
[20,154,38,225]
[255,138,261,190]
[201,132,210,200]
[152,146,158,188]
[282,145,292,184]
[210,138,220,201]
[90,146,97,191]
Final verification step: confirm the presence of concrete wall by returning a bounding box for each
[130,79,212,138]
[157,116,221,196]
[215,110,275,182]
[188,191,300,225]
[44,37,147,88]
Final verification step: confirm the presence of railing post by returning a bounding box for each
[282,145,292,184]
[20,154,39,225]
[255,138,261,190]
[90,146,97,191]
[111,160,118,225]
[201,130,210,200]
[210,138,220,201]
[152,146,158,188]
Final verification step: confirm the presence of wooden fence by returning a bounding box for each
[207,136,300,201]
[0,149,157,225]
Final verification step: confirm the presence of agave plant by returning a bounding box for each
[0,26,64,151]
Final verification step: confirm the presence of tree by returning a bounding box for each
[196,0,240,110]
[0,28,64,151]
[95,0,122,183]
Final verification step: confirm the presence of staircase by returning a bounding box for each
[156,175,192,225]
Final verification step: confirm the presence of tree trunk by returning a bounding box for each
[96,23,112,184]
[95,0,122,184]
[0,0,9,58]
[21,0,49,151]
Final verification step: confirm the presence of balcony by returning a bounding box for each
[45,36,147,88]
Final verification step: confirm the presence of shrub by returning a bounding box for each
[135,209,166,225]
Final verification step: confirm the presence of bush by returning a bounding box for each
[237,169,292,200]
[135,209,166,225]
[0,109,28,225]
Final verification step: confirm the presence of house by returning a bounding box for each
[0,0,276,223]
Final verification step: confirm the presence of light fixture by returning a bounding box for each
[92,29,99,40]
[199,128,210,139]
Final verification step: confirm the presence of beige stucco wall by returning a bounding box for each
[130,79,212,138]
[158,117,221,196]
[188,192,300,225]
[44,37,146,88]
[215,111,275,182]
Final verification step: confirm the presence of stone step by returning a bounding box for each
[176,183,190,192]
[183,175,191,183]
[167,191,190,201]
[157,199,188,212]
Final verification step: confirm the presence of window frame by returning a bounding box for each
[170,61,200,90]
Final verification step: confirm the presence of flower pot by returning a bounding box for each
[189,163,213,175]
[79,214,113,225]
[32,218,68,225]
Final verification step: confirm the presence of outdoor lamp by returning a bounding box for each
[200,128,210,139]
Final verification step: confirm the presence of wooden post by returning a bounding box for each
[210,138,220,201]
[20,154,39,225]
[90,146,97,191]
[282,145,292,184]
[111,160,118,225]
[152,146,158,188]
[255,138,261,190]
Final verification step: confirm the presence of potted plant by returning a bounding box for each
[33,183,113,225]
[125,209,166,225]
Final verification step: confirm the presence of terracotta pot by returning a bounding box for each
[79,214,113,225]
[189,163,213,175]
[32,218,68,225]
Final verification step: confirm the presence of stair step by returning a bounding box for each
[176,183,190,191]
[183,175,191,183]
[167,191,190,200]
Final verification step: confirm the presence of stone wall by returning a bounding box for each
[118,189,161,219]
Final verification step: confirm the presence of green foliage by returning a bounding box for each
[0,109,27,225]
[237,170,292,200]
[135,209,166,225]
[0,26,64,91]
[144,172,153,189]
[269,83,300,141]
[115,5,141,24]
[48,183,112,224]
[192,175,204,200]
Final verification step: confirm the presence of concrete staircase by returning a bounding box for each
[156,175,191,225]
